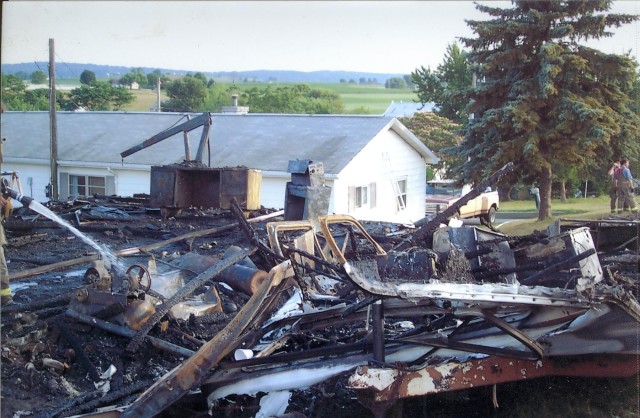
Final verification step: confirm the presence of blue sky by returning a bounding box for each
[2,1,638,74]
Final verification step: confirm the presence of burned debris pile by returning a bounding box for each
[1,190,640,417]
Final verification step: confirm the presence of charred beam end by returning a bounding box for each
[409,162,515,247]
[65,309,195,358]
[125,245,257,353]
[120,112,211,159]
[230,197,280,265]
[519,248,597,286]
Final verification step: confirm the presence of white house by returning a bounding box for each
[0,112,439,223]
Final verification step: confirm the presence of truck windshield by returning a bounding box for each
[426,183,464,197]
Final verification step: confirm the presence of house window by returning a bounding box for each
[69,175,106,197]
[355,186,368,208]
[349,183,376,212]
[396,179,407,211]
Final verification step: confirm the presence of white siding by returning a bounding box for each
[1,162,51,204]
[334,129,426,223]
[3,127,426,222]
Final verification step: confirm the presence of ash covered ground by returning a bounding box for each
[1,196,639,418]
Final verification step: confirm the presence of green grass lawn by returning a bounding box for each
[496,196,619,235]
[122,89,167,112]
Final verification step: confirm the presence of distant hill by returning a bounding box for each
[1,62,406,84]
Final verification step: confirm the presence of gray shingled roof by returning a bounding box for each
[1,112,437,174]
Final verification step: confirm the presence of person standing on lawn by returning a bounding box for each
[614,158,638,214]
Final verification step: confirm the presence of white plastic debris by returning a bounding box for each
[94,364,117,394]
[256,391,292,418]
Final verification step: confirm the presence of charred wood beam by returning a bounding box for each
[471,262,545,279]
[372,300,385,362]
[9,255,101,281]
[64,379,155,418]
[1,293,72,314]
[120,260,291,418]
[463,248,493,259]
[519,248,597,286]
[51,318,102,381]
[116,222,240,255]
[407,162,514,248]
[125,246,257,353]
[6,232,48,247]
[341,296,380,318]
[120,112,211,158]
[33,388,103,418]
[65,309,195,358]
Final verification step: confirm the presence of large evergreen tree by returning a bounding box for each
[458,0,639,220]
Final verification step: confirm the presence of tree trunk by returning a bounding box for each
[498,184,512,202]
[538,166,553,220]
[559,180,566,202]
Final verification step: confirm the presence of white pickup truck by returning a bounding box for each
[425,180,499,225]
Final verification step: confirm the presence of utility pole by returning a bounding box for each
[156,77,161,112]
[48,38,59,200]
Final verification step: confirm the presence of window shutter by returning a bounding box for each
[59,172,69,201]
[348,186,355,212]
[106,176,116,196]
[369,182,376,209]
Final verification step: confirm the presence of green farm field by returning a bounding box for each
[123,82,417,114]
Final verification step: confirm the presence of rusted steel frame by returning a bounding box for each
[399,336,541,361]
[409,162,515,246]
[284,247,343,273]
[120,260,291,418]
[126,246,257,352]
[65,309,195,358]
[349,354,640,406]
[317,215,387,265]
[480,309,544,358]
[519,248,596,285]
[120,112,210,158]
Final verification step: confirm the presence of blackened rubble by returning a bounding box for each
[1,193,639,418]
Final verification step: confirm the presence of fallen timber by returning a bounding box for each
[2,196,639,417]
